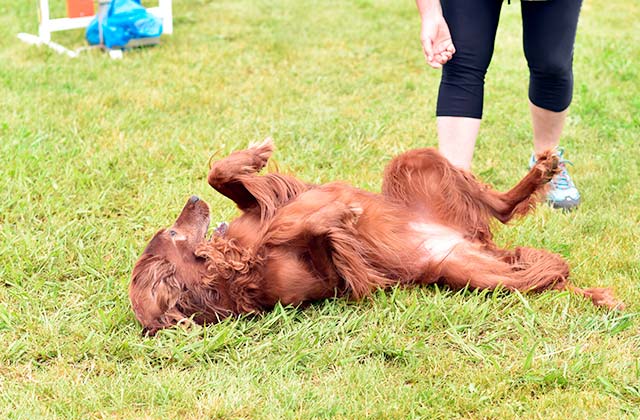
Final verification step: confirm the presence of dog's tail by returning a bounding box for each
[565,285,625,310]
[508,247,624,310]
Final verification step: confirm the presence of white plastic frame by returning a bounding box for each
[36,0,173,42]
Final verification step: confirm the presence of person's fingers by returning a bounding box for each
[423,38,444,68]
[431,45,453,66]
[435,39,455,55]
[427,57,442,69]
[434,48,452,64]
[421,38,434,63]
[421,19,453,69]
[447,43,456,54]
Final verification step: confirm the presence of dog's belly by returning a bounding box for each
[409,222,466,263]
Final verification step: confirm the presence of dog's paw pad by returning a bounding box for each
[535,151,560,181]
[341,203,363,226]
[348,204,363,217]
[249,137,274,154]
[239,165,255,173]
[247,137,274,169]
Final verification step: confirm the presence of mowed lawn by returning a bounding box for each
[1,0,639,418]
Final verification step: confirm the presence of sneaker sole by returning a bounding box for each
[548,198,581,211]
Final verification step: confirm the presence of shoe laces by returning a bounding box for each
[552,148,575,191]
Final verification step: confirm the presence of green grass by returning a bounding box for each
[1,0,639,418]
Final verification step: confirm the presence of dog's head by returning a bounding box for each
[129,196,210,335]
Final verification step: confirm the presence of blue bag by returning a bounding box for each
[86,0,163,48]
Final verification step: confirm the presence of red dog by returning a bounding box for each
[130,139,622,335]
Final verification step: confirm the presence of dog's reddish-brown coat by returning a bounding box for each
[129,140,623,335]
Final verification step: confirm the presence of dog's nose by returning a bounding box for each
[188,195,200,204]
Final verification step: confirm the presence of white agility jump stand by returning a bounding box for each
[18,0,173,57]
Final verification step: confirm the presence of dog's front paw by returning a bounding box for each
[347,203,363,224]
[248,137,274,168]
[534,150,560,183]
[307,201,363,234]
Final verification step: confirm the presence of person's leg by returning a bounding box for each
[531,103,567,156]
[436,117,480,170]
[522,0,583,209]
[436,0,502,170]
[523,0,582,153]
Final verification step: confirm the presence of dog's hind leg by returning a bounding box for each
[422,236,569,291]
[382,148,497,242]
[476,151,560,223]
[382,148,560,242]
[434,243,623,310]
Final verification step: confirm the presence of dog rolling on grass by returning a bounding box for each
[130,139,623,335]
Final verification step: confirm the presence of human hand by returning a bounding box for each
[420,14,455,69]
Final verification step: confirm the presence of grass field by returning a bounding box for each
[1,0,639,418]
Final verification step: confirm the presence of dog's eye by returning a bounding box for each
[169,230,177,237]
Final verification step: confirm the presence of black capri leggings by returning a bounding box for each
[437,0,583,119]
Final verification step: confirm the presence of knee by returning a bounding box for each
[441,59,489,87]
[437,60,489,118]
[528,54,574,112]
[529,56,572,82]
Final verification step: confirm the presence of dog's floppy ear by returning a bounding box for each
[130,254,183,334]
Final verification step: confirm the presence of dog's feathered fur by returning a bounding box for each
[129,139,623,335]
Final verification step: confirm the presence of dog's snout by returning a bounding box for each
[188,195,200,204]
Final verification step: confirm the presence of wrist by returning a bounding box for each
[417,0,442,20]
